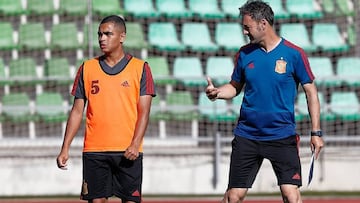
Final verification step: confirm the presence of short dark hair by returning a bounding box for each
[100,15,126,33]
[239,0,274,26]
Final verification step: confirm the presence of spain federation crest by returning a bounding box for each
[275,57,287,74]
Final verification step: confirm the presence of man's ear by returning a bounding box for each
[120,32,126,43]
[260,19,267,30]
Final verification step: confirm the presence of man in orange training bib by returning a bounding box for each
[56,15,156,203]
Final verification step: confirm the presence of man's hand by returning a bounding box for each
[56,151,69,170]
[205,76,220,101]
[310,136,324,160]
[124,145,140,161]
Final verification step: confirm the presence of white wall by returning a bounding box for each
[0,146,359,196]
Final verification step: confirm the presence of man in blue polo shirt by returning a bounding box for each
[205,1,324,203]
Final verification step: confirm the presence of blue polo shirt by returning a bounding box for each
[232,38,314,141]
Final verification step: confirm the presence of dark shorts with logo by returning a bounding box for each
[228,135,302,189]
[81,152,143,202]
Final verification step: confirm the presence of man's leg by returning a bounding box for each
[221,188,248,203]
[280,184,302,203]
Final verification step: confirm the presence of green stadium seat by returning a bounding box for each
[18,23,47,50]
[59,0,88,16]
[124,22,148,50]
[92,0,126,16]
[0,0,27,16]
[280,23,317,52]
[0,22,17,50]
[336,57,360,87]
[8,58,41,86]
[148,22,186,51]
[35,92,67,123]
[173,57,207,87]
[189,0,225,19]
[297,92,335,121]
[285,0,323,19]
[145,56,176,85]
[181,23,218,52]
[221,0,246,18]
[330,92,360,121]
[308,57,342,87]
[0,59,10,86]
[206,56,233,85]
[267,0,290,19]
[312,23,350,52]
[155,0,192,18]
[231,92,244,115]
[50,23,81,50]
[123,0,160,18]
[215,23,246,51]
[26,0,56,15]
[45,58,72,85]
[1,93,34,123]
[198,92,236,122]
[165,91,199,121]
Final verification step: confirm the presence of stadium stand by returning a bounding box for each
[0,0,358,142]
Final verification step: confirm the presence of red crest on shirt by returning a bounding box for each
[275,58,287,74]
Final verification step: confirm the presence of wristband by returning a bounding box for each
[311,130,323,137]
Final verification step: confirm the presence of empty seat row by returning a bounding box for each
[2,55,360,90]
[1,0,353,20]
[280,23,352,53]
[148,55,360,88]
[151,90,360,123]
[296,91,360,122]
[309,57,360,88]
[0,92,68,124]
[149,22,354,53]
[0,20,355,54]
[0,57,75,86]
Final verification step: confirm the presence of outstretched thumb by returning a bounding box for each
[206,76,214,88]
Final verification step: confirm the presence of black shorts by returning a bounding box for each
[81,152,143,202]
[228,135,302,189]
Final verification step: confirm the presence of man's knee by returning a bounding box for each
[225,188,247,203]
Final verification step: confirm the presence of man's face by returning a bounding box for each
[241,14,264,44]
[98,22,125,53]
